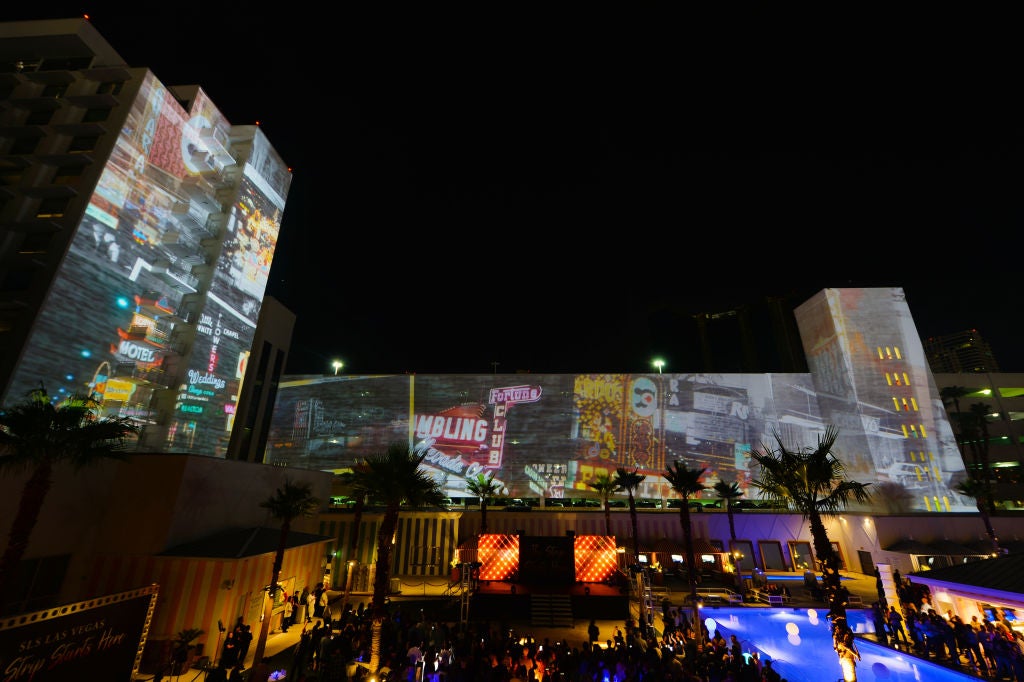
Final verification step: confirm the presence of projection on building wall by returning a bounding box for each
[4,72,288,456]
[267,289,970,513]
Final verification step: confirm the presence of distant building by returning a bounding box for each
[0,18,292,456]
[931,372,1024,502]
[924,329,1001,373]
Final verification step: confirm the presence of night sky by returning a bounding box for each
[9,7,1022,374]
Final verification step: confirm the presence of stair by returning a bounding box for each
[531,593,573,628]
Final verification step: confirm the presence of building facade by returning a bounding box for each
[925,329,1001,373]
[0,18,291,456]
[269,288,973,514]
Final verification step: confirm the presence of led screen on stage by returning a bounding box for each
[574,535,618,583]
[477,534,519,581]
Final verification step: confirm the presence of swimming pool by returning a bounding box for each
[702,606,976,682]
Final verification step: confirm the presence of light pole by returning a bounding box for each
[652,358,665,374]
[331,360,343,375]
[340,559,356,619]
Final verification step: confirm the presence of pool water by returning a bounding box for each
[703,606,975,682]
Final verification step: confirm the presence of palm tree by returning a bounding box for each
[942,387,998,515]
[251,478,321,665]
[613,467,646,561]
[335,468,369,618]
[465,471,502,534]
[586,471,622,536]
[955,477,1001,554]
[750,426,870,641]
[662,461,707,646]
[170,627,205,675]
[0,386,139,605]
[347,442,445,674]
[712,479,744,595]
[967,402,996,514]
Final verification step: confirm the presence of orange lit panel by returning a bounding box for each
[574,535,618,583]
[477,533,519,581]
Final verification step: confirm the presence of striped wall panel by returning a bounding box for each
[87,541,329,650]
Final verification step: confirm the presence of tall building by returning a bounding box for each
[924,329,1001,373]
[0,18,291,456]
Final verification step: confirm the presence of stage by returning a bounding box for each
[470,580,630,621]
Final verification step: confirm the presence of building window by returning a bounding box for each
[82,107,111,123]
[1,267,32,291]
[20,231,53,254]
[36,196,69,218]
[96,81,124,95]
[10,136,39,154]
[26,109,54,125]
[0,167,23,187]
[52,164,84,185]
[67,135,99,153]
[41,83,68,98]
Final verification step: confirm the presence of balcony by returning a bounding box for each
[150,261,199,293]
[180,174,222,211]
[170,204,218,240]
[198,126,235,167]
[112,362,170,389]
[135,291,181,317]
[159,229,205,264]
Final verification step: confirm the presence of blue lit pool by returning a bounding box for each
[702,606,976,682]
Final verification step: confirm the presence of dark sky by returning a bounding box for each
[12,8,1024,374]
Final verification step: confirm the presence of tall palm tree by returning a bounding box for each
[465,471,502,534]
[943,387,998,515]
[0,386,139,605]
[335,468,369,618]
[251,478,320,665]
[712,479,744,595]
[750,426,870,641]
[662,461,706,646]
[348,442,445,674]
[955,478,1001,554]
[613,467,646,561]
[967,402,996,514]
[586,471,622,536]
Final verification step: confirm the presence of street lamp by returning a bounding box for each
[652,358,665,374]
[331,360,343,375]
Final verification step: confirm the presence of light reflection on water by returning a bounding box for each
[703,607,976,682]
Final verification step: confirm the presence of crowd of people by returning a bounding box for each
[204,570,1022,682]
[267,598,797,681]
[867,571,1024,680]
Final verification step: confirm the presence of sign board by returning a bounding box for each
[0,585,158,681]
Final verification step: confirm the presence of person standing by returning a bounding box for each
[317,586,329,620]
[887,605,907,645]
[282,594,294,632]
[306,589,316,623]
[871,602,889,647]
[236,624,253,665]
[220,630,239,669]
[588,619,600,644]
[290,594,301,628]
[761,659,781,682]
[322,600,333,631]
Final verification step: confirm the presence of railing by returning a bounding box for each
[683,587,743,604]
[749,588,791,605]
